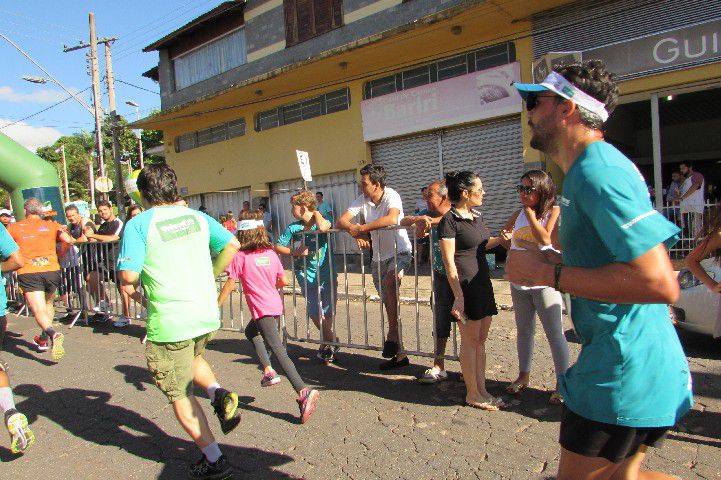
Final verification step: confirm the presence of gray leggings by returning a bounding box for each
[245,316,306,393]
[510,286,569,376]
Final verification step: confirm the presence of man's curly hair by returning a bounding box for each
[553,60,620,130]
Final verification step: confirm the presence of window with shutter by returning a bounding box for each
[284,0,343,47]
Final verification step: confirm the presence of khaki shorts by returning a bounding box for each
[145,331,216,403]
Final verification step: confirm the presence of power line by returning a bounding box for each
[113,0,216,44]
[0,86,92,130]
[115,78,159,94]
[112,0,220,60]
[0,8,86,36]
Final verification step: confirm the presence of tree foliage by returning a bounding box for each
[34,114,164,205]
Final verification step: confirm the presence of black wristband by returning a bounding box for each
[554,263,563,292]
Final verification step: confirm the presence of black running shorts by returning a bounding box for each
[559,405,669,464]
[17,271,61,294]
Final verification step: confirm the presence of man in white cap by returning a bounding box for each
[0,210,12,229]
[506,60,691,480]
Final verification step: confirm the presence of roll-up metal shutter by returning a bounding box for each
[185,194,202,210]
[270,171,360,253]
[532,0,721,79]
[270,178,304,238]
[371,133,442,216]
[201,188,251,219]
[440,118,523,234]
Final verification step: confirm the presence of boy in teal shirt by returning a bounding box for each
[276,191,338,362]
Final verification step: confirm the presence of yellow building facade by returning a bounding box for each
[137,0,721,235]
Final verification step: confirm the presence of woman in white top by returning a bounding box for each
[500,170,569,404]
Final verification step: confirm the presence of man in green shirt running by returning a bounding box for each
[118,164,241,480]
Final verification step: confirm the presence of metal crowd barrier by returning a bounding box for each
[661,200,719,256]
[279,225,460,361]
[7,228,461,362]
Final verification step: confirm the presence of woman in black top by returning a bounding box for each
[439,171,503,410]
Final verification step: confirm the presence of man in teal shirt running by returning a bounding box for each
[507,61,691,480]
[118,164,241,480]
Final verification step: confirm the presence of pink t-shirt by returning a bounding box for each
[226,248,284,320]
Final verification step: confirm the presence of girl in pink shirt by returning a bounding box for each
[218,211,319,424]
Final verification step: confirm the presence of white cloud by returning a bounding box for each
[0,85,71,104]
[0,118,62,152]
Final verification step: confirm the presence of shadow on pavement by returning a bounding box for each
[115,364,154,391]
[12,384,295,478]
[2,331,56,367]
[205,337,566,424]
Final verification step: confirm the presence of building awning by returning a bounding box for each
[142,66,159,82]
[143,0,246,52]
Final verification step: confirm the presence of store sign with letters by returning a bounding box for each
[585,18,721,78]
[361,62,522,142]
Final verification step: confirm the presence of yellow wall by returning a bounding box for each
[165,81,368,196]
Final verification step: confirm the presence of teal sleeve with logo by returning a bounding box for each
[117,213,152,273]
[581,165,680,262]
[201,211,234,253]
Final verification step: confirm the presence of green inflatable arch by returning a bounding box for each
[0,131,65,223]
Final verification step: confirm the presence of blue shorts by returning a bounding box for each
[300,278,338,319]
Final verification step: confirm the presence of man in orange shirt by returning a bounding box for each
[8,198,75,361]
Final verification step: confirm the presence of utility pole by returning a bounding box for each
[57,144,70,203]
[62,12,118,208]
[104,41,125,212]
[89,13,105,187]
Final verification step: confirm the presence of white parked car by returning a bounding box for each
[672,257,721,338]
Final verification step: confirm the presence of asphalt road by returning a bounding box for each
[1,301,719,479]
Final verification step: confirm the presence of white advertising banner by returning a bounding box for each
[361,62,522,142]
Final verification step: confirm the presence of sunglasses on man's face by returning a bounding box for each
[525,92,559,111]
[516,185,536,195]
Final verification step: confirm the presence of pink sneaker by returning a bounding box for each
[297,388,319,424]
[260,370,281,387]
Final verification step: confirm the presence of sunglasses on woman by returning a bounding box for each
[525,92,559,111]
[516,185,536,195]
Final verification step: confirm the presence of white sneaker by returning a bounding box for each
[418,367,448,384]
[113,315,130,328]
[93,300,110,313]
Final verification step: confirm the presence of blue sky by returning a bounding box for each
[0,0,227,150]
